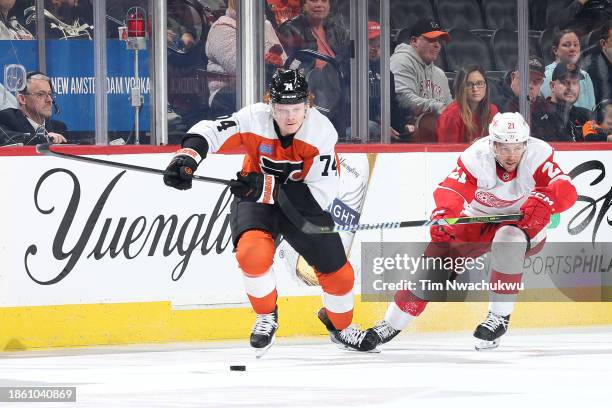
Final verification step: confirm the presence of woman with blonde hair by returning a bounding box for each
[437,64,498,143]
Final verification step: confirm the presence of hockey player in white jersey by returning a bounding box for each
[367,112,578,350]
[162,69,377,356]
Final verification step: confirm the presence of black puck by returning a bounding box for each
[230,365,246,371]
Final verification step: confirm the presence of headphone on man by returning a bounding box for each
[593,99,611,123]
[22,71,61,116]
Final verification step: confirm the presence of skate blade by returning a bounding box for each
[330,337,381,353]
[474,338,500,351]
[254,334,276,359]
[334,343,381,353]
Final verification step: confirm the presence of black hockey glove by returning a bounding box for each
[230,172,279,204]
[163,148,201,190]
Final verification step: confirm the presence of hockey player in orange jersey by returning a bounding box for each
[162,69,378,356]
[366,112,578,350]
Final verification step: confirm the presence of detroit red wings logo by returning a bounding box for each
[474,191,523,208]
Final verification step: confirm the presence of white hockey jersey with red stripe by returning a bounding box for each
[187,103,339,209]
[434,136,576,217]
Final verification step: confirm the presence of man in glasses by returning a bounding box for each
[0,72,67,146]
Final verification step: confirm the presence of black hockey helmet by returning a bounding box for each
[269,69,308,104]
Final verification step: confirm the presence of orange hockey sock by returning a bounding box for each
[316,262,355,330]
[236,230,277,314]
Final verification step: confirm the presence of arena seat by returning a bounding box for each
[491,28,518,71]
[482,0,517,30]
[445,28,494,71]
[434,0,486,30]
[413,112,438,143]
[539,28,555,65]
[390,0,436,31]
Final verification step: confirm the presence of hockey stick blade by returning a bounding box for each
[36,143,231,186]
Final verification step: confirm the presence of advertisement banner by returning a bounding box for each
[1,148,611,308]
[0,40,150,132]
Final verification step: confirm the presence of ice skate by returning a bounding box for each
[250,306,278,358]
[473,311,510,350]
[367,320,401,346]
[317,308,380,353]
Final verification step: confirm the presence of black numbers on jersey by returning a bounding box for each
[216,120,236,132]
[320,155,337,176]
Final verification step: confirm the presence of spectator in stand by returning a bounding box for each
[42,0,94,39]
[167,0,197,53]
[586,21,612,102]
[0,0,33,39]
[277,0,350,135]
[0,82,18,111]
[277,0,350,72]
[362,21,405,141]
[582,99,612,141]
[541,29,596,110]
[436,65,498,143]
[390,20,452,120]
[344,21,407,141]
[0,72,68,146]
[532,62,591,141]
[545,0,611,37]
[206,0,287,118]
[267,0,301,27]
[493,56,548,115]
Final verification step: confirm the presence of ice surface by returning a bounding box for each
[1,326,611,407]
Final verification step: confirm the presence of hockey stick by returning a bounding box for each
[277,190,522,234]
[35,143,231,186]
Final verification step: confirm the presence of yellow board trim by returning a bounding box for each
[2,297,612,351]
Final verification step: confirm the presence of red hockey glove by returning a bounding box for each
[163,148,201,190]
[518,188,554,239]
[429,209,457,242]
[230,172,279,204]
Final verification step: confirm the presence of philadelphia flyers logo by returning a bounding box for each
[260,156,303,183]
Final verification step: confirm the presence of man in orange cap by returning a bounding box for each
[390,20,452,119]
[364,20,405,140]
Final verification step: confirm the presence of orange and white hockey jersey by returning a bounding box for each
[187,103,340,209]
[434,136,576,217]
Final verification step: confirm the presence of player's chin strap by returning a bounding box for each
[35,143,232,186]
[276,189,523,234]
